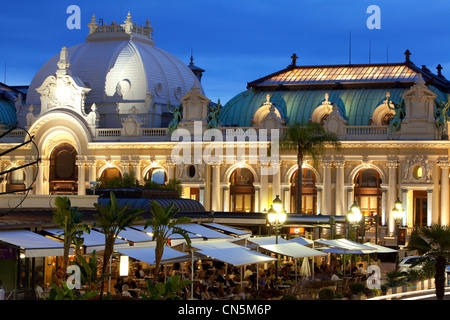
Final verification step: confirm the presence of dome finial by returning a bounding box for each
[56,46,71,75]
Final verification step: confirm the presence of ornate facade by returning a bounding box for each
[1,13,450,237]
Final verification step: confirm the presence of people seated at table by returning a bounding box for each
[114,277,123,294]
[121,284,132,298]
[125,276,137,289]
[135,265,146,279]
[357,263,367,274]
[331,272,341,281]
[244,266,253,279]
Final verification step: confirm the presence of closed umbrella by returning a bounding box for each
[300,257,311,278]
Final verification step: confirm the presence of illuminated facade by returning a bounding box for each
[1,14,450,237]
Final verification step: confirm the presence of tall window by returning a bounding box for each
[291,168,317,214]
[49,143,78,194]
[230,168,254,212]
[144,168,166,184]
[413,191,427,227]
[6,169,25,193]
[354,169,382,217]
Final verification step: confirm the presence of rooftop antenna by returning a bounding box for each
[348,31,352,64]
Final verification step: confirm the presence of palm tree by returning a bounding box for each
[53,196,90,273]
[280,122,341,214]
[144,201,192,279]
[406,225,450,300]
[93,192,145,297]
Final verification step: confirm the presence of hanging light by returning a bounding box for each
[119,255,129,277]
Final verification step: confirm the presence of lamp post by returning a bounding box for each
[392,198,404,268]
[267,195,286,284]
[347,201,362,242]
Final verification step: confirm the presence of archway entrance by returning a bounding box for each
[354,169,382,218]
[290,168,317,214]
[49,143,78,194]
[230,168,255,212]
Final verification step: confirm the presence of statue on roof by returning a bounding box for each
[167,103,183,136]
[207,100,222,129]
[387,96,405,137]
[434,94,450,137]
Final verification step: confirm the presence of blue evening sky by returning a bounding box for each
[1,0,450,104]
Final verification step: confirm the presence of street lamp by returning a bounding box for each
[347,200,362,242]
[266,195,286,284]
[392,198,404,267]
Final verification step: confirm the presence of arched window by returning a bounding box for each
[49,143,78,194]
[144,168,166,185]
[6,169,25,193]
[354,169,382,217]
[101,168,122,184]
[291,168,317,214]
[230,168,254,212]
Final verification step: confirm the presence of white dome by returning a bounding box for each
[26,16,203,108]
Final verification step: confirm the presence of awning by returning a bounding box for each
[201,223,251,237]
[288,236,314,246]
[116,246,190,265]
[45,229,130,253]
[179,224,232,239]
[131,225,203,240]
[0,230,66,258]
[240,236,288,246]
[196,247,276,267]
[190,241,243,250]
[363,242,398,253]
[259,242,327,258]
[314,238,377,254]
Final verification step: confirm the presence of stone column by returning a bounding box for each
[387,158,398,234]
[439,159,450,226]
[223,186,230,212]
[272,161,281,201]
[25,156,35,195]
[211,164,221,211]
[381,188,388,226]
[402,188,408,226]
[76,157,86,195]
[322,158,333,215]
[260,165,269,212]
[87,157,97,185]
[131,157,141,184]
[36,159,47,195]
[427,189,433,227]
[283,187,290,213]
[121,156,130,175]
[166,160,176,181]
[199,186,205,207]
[316,187,322,214]
[254,186,260,213]
[335,159,345,216]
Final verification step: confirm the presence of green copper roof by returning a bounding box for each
[220,88,410,127]
[0,99,17,125]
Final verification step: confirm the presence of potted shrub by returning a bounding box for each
[318,288,334,300]
[333,292,347,300]
[350,282,367,300]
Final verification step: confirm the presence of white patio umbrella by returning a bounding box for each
[300,257,311,278]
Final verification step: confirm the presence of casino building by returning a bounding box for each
[1,13,450,237]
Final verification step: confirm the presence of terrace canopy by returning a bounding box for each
[201,223,251,237]
[195,246,276,267]
[116,246,190,265]
[314,238,377,254]
[0,230,66,258]
[259,242,326,259]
